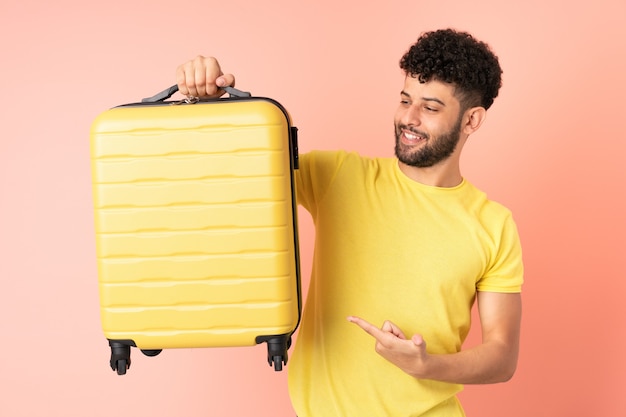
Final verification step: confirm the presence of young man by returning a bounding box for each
[177,28,523,416]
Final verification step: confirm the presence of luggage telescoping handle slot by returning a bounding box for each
[141,84,252,103]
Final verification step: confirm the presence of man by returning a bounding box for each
[177,28,523,416]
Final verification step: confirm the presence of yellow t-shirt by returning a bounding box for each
[289,151,524,416]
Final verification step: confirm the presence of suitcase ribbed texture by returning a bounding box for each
[91,100,300,349]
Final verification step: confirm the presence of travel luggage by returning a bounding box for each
[90,85,301,375]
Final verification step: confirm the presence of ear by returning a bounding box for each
[462,107,487,135]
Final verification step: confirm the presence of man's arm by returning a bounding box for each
[348,291,522,384]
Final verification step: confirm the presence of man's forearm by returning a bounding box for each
[414,292,522,384]
[412,340,519,384]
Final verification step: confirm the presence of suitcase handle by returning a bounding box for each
[141,84,252,103]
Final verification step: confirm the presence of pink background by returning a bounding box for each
[2,0,625,416]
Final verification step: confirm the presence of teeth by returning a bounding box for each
[405,132,419,140]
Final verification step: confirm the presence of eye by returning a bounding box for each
[424,106,439,112]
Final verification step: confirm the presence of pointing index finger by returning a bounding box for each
[347,315,385,339]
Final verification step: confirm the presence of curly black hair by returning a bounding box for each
[400,29,502,110]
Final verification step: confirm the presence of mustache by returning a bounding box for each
[396,124,429,140]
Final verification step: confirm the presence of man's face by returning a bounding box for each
[394,76,464,168]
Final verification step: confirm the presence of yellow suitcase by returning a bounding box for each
[90,85,301,375]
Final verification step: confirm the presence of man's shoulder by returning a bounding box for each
[301,149,392,169]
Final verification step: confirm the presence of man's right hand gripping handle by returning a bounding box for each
[176,55,236,99]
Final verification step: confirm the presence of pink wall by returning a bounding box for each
[2,0,625,415]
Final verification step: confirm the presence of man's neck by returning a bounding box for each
[397,160,463,188]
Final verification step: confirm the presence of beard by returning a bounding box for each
[394,116,463,168]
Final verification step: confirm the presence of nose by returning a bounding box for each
[398,104,421,127]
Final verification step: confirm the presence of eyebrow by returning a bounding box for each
[400,91,446,106]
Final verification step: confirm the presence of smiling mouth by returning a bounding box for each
[401,128,427,145]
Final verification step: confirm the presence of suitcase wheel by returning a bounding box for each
[140,349,162,357]
[107,340,163,375]
[270,355,285,372]
[260,334,292,371]
[108,340,132,375]
[114,359,129,375]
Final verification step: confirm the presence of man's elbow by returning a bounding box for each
[494,359,518,383]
